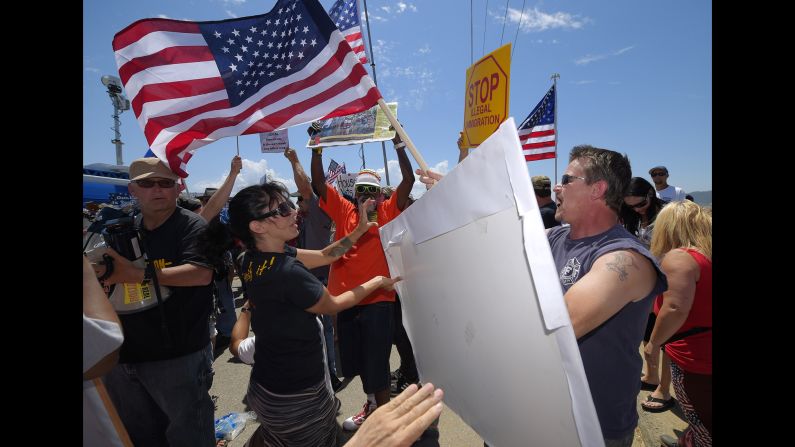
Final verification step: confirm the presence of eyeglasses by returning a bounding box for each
[355,184,381,194]
[627,198,648,209]
[560,174,587,186]
[135,178,177,188]
[256,200,296,220]
[651,172,667,177]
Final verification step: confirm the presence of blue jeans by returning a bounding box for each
[214,277,237,337]
[321,314,337,376]
[104,343,215,447]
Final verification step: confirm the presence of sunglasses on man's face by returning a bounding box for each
[135,178,177,188]
[355,184,381,194]
[256,200,296,220]
[651,172,667,177]
[560,174,587,186]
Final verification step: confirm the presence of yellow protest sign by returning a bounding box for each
[463,44,511,148]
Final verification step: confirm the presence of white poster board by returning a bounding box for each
[259,129,289,153]
[379,118,603,447]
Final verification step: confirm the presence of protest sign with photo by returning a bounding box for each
[306,102,398,148]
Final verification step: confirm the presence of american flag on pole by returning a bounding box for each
[328,0,367,65]
[517,84,556,161]
[112,0,381,178]
[326,158,346,184]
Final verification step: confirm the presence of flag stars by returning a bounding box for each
[232,29,240,36]
[229,63,238,71]
[249,27,257,33]
[245,36,253,43]
[266,19,271,25]
[275,19,281,25]
[253,51,260,57]
[241,45,248,52]
[303,26,309,33]
[269,72,275,76]
[227,38,235,45]
[285,64,291,71]
[257,40,264,46]
[288,51,294,58]
[296,14,302,21]
[236,80,242,85]
[272,30,278,37]
[310,39,317,46]
[267,42,274,48]
[297,52,304,59]
[300,39,307,46]
[243,70,249,76]
[234,54,243,62]
[214,31,222,38]
[221,47,230,53]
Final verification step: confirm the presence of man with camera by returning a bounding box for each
[93,157,216,447]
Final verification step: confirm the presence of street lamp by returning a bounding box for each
[101,75,131,165]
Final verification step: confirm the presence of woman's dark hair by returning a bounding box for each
[198,181,290,267]
[620,177,666,232]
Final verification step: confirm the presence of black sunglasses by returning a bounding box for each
[355,184,381,194]
[628,198,648,209]
[560,174,587,186]
[651,172,667,177]
[135,178,177,188]
[256,200,296,220]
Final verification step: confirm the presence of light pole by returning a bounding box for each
[101,75,130,165]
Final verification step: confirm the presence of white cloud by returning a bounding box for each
[396,2,417,13]
[417,44,431,55]
[575,54,606,65]
[375,159,449,200]
[220,0,246,4]
[225,9,238,18]
[575,45,636,65]
[190,158,293,197]
[573,80,596,85]
[380,6,391,14]
[85,67,100,73]
[157,14,170,19]
[372,39,394,64]
[503,7,589,32]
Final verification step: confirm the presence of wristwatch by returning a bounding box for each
[312,147,323,155]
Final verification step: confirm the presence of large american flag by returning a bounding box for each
[112,0,381,178]
[326,158,346,184]
[328,0,367,65]
[517,84,556,161]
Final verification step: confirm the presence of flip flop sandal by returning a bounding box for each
[640,395,675,413]
[640,380,659,391]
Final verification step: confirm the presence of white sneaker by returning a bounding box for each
[342,401,377,431]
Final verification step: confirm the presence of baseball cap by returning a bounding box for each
[129,158,179,181]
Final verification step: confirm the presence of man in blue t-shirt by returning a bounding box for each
[548,145,668,446]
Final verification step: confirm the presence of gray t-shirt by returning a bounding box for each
[548,223,667,440]
[297,193,333,281]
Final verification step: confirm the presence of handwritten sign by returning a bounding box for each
[259,129,290,153]
[335,172,357,197]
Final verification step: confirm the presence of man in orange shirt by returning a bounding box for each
[311,131,415,431]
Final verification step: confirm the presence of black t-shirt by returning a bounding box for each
[118,208,214,363]
[539,201,561,229]
[242,245,326,393]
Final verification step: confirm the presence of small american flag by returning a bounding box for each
[328,0,367,65]
[112,0,381,178]
[326,158,346,184]
[518,85,556,162]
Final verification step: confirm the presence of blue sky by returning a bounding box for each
[83,0,711,199]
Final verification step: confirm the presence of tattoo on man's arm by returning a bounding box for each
[605,252,637,281]
[327,236,353,257]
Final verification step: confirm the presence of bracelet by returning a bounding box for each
[394,142,406,150]
[312,147,323,155]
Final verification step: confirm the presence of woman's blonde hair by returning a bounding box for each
[649,200,712,260]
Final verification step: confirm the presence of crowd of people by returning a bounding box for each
[83,126,711,447]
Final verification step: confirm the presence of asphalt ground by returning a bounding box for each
[210,282,686,446]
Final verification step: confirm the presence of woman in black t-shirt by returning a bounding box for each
[200,181,400,446]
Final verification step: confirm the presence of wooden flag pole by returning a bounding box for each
[93,378,134,447]
[376,98,430,174]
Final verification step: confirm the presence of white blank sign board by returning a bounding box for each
[379,119,603,447]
